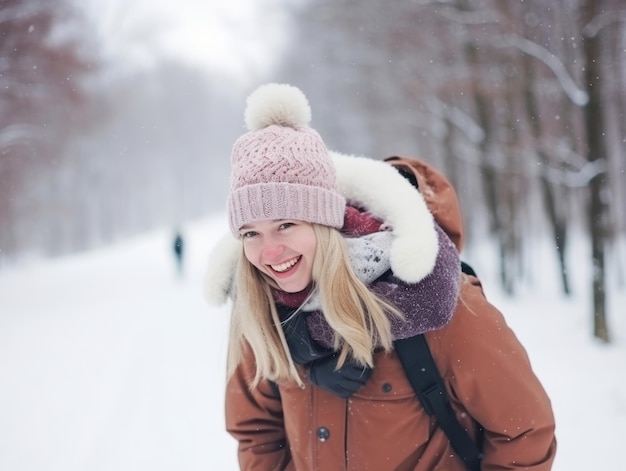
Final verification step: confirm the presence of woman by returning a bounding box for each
[207,83,556,470]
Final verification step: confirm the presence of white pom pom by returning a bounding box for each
[244,83,312,131]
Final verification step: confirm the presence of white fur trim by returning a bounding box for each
[203,233,241,306]
[244,83,311,131]
[331,152,438,283]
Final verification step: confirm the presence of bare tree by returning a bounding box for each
[0,0,96,261]
[516,0,572,295]
[580,0,612,342]
[274,0,625,340]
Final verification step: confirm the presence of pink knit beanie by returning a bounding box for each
[228,83,346,235]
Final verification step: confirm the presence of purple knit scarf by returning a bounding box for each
[273,206,460,349]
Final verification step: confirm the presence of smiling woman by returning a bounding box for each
[205,83,557,471]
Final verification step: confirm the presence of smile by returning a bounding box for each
[270,256,301,273]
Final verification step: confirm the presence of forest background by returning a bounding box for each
[1,0,625,342]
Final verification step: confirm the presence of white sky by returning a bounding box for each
[76,0,293,83]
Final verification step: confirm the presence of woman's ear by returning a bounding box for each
[204,233,242,305]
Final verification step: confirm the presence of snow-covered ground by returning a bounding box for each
[1,215,624,470]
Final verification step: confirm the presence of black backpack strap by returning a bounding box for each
[395,335,483,471]
[461,261,477,277]
[268,379,281,398]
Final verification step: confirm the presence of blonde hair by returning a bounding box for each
[227,224,403,387]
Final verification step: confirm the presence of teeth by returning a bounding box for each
[271,257,299,273]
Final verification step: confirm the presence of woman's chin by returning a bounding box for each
[276,282,308,293]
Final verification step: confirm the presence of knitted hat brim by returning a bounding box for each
[228,182,346,235]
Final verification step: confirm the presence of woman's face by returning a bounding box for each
[240,219,317,293]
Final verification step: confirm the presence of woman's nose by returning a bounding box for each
[261,239,285,260]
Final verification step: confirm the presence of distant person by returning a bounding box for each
[173,231,184,276]
[206,84,556,470]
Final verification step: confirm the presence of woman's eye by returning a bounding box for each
[279,222,294,230]
[241,231,257,238]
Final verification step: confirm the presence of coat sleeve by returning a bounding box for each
[225,346,294,471]
[430,276,557,470]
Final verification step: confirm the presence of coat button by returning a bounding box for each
[382,383,392,393]
[317,426,330,442]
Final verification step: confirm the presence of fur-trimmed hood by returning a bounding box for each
[205,152,439,306]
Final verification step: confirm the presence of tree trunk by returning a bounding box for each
[523,77,571,295]
[581,0,610,342]
[461,37,513,292]
[537,166,571,295]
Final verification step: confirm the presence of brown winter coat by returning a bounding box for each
[225,156,556,470]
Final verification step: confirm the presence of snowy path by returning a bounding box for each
[0,221,236,470]
[1,217,624,470]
